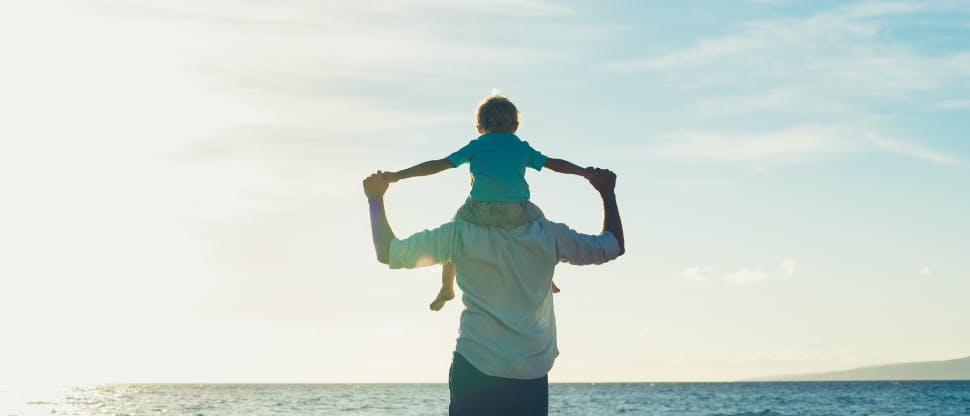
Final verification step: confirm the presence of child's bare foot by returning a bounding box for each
[429,287,455,311]
[552,282,561,293]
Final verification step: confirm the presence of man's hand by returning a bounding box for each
[586,168,616,194]
[363,171,389,199]
[587,167,624,255]
[364,171,394,264]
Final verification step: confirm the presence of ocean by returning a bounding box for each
[2,381,969,415]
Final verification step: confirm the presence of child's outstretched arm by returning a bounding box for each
[544,158,593,178]
[386,159,456,183]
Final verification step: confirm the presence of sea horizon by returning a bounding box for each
[6,379,970,386]
[4,381,969,416]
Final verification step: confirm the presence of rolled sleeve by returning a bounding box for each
[445,141,476,168]
[524,142,547,171]
[389,222,460,269]
[553,224,621,266]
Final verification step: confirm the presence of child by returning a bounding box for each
[385,93,593,311]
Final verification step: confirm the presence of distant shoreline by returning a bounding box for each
[744,355,970,382]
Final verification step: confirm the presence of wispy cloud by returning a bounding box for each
[612,34,763,71]
[615,1,932,75]
[681,258,800,284]
[91,0,579,80]
[383,0,574,16]
[68,0,600,226]
[615,1,970,168]
[867,133,966,166]
[682,267,715,281]
[744,0,792,6]
[932,99,970,111]
[722,267,769,284]
[780,257,798,277]
[92,0,573,22]
[645,126,964,166]
[841,1,925,18]
[647,125,857,164]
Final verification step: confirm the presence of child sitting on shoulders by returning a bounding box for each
[385,93,594,311]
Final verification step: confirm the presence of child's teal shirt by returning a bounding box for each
[446,133,548,202]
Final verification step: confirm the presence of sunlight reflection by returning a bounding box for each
[415,255,436,267]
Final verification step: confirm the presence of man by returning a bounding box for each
[363,168,625,416]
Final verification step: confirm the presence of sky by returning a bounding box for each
[1,0,968,386]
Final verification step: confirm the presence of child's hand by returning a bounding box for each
[383,171,399,183]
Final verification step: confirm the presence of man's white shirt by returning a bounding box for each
[389,217,621,379]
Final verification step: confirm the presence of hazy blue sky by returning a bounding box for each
[1,0,968,386]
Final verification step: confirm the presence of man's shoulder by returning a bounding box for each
[533,216,568,231]
[534,217,616,242]
[398,220,461,241]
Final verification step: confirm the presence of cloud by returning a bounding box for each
[919,266,933,276]
[92,0,573,22]
[615,1,932,74]
[933,100,970,111]
[721,267,769,284]
[682,267,714,281]
[90,0,579,78]
[745,0,791,5]
[867,134,966,166]
[66,0,599,229]
[387,0,574,16]
[780,257,798,277]
[646,127,965,166]
[647,125,857,164]
[615,1,970,168]
[612,34,764,71]
[682,258,799,284]
[841,1,925,18]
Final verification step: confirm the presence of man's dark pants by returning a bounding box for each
[448,352,548,416]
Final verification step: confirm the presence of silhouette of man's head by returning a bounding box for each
[476,94,519,134]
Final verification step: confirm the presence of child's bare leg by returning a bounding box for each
[552,281,561,294]
[430,261,456,311]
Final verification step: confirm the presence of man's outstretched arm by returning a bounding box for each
[588,168,625,255]
[364,171,396,264]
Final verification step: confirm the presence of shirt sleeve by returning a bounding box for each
[524,142,548,171]
[389,221,461,269]
[445,140,477,167]
[551,222,621,266]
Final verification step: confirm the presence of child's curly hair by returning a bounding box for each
[476,92,519,133]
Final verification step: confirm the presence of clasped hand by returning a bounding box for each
[585,167,617,193]
[363,171,390,198]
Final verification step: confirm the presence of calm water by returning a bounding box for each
[2,381,969,415]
